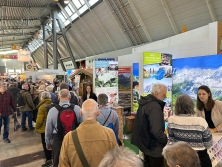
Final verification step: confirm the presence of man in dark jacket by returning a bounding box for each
[131,83,168,167]
[8,82,21,116]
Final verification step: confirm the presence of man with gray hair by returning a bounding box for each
[59,99,117,167]
[0,82,17,143]
[45,89,82,167]
[99,147,143,167]
[131,83,168,167]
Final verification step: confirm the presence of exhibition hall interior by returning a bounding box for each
[0,0,222,167]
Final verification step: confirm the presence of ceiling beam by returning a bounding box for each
[127,0,153,42]
[84,0,117,50]
[0,18,40,21]
[205,0,217,21]
[0,26,41,30]
[160,0,179,34]
[0,5,47,8]
[1,38,30,43]
[103,0,131,47]
[66,31,87,58]
[61,1,105,53]
[0,33,34,37]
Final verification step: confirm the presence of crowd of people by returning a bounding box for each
[1,77,222,167]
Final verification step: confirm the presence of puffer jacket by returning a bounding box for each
[19,90,35,112]
[35,98,52,134]
[131,94,167,157]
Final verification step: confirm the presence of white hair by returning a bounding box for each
[99,147,143,167]
[40,91,51,101]
[45,85,54,92]
[58,89,70,98]
[150,83,167,94]
[81,99,98,119]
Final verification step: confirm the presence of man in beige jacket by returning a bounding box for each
[59,99,118,167]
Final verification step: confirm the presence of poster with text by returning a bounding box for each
[95,61,118,102]
[143,52,172,113]
[172,54,222,108]
[118,67,131,92]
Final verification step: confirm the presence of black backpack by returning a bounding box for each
[55,104,79,139]
[16,91,26,108]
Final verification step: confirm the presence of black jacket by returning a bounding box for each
[83,92,97,102]
[131,94,167,157]
[8,87,20,103]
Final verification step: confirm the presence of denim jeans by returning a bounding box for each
[21,111,33,129]
[0,115,10,139]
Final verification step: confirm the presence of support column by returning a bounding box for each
[43,24,48,69]
[52,10,58,69]
[57,18,78,69]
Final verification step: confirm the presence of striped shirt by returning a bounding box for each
[0,91,16,117]
[168,115,213,150]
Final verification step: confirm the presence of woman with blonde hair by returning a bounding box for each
[35,91,52,167]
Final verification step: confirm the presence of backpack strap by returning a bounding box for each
[72,130,90,167]
[103,110,112,126]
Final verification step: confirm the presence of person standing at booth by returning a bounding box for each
[168,94,212,167]
[131,83,168,167]
[196,85,222,133]
[83,84,97,102]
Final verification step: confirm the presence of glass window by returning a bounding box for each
[64,20,71,26]
[65,6,73,16]
[70,13,78,21]
[89,0,98,6]
[79,4,88,14]
[79,5,88,14]
[68,4,75,12]
[79,0,85,5]
[73,0,81,9]
[61,11,67,19]
[58,13,66,22]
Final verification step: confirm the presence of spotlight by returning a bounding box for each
[64,0,69,4]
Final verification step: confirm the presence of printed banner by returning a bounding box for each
[132,63,139,112]
[143,52,172,115]
[172,54,222,107]
[95,61,118,102]
[118,67,131,92]
[143,52,161,65]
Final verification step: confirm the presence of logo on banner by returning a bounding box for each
[26,63,33,71]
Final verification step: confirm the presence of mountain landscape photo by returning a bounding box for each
[172,55,222,107]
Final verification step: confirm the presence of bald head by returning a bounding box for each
[81,99,99,120]
[58,89,71,101]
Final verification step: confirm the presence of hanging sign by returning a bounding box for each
[11,44,20,50]
[18,50,31,62]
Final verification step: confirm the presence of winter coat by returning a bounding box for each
[8,87,20,103]
[19,90,35,112]
[131,94,167,157]
[35,98,52,134]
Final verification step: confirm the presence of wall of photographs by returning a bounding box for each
[94,61,118,102]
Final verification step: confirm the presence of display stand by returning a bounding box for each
[112,106,124,144]
[208,133,222,167]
